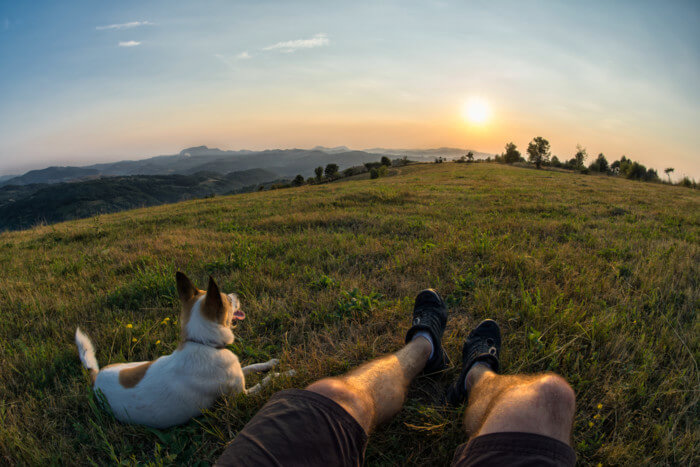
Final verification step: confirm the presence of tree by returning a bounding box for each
[526,137,550,169]
[380,156,391,167]
[589,153,609,173]
[466,151,475,162]
[574,144,588,169]
[314,166,323,180]
[370,168,379,179]
[550,155,562,168]
[503,142,521,164]
[292,174,305,186]
[664,167,674,182]
[324,163,339,178]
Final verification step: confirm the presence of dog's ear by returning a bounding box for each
[176,271,197,302]
[204,276,224,320]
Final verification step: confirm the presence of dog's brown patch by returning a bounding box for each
[89,369,98,386]
[118,361,154,388]
[201,277,230,325]
[177,290,204,348]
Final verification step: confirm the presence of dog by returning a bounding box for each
[75,272,292,428]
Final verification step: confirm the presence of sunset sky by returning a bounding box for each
[1,0,698,178]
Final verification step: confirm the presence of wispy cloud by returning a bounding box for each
[118,41,141,47]
[263,33,329,53]
[236,51,251,59]
[96,21,154,31]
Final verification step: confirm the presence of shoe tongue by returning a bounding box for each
[416,292,442,307]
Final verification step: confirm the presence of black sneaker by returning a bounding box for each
[445,319,501,406]
[405,289,448,374]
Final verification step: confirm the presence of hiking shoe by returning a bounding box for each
[405,289,448,374]
[445,319,501,406]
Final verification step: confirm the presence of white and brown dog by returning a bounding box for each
[75,272,291,428]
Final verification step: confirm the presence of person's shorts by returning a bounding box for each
[215,389,576,466]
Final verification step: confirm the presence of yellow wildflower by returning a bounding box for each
[588,421,594,428]
[594,414,600,420]
[155,340,161,345]
[132,337,137,343]
[597,463,603,467]
[126,323,133,329]
[597,403,603,410]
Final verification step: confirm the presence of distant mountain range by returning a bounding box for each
[0,146,486,187]
[0,145,491,231]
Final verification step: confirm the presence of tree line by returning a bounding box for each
[492,137,696,188]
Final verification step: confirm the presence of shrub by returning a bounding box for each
[370,168,379,179]
[324,163,339,179]
[380,156,392,166]
[292,174,305,186]
[503,142,521,164]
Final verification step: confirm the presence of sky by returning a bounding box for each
[1,0,698,178]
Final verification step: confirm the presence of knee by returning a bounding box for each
[307,378,374,432]
[530,373,576,420]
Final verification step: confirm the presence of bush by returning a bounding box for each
[370,168,379,179]
[292,174,305,187]
[380,156,391,167]
[324,163,339,179]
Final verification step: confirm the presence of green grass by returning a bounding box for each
[1,163,698,465]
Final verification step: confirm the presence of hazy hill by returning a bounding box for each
[0,168,279,231]
[0,163,696,465]
[84,147,387,178]
[0,146,492,186]
[2,166,99,186]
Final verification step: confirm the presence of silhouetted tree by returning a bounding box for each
[292,174,305,186]
[370,168,379,179]
[664,167,674,182]
[574,144,588,170]
[550,155,562,168]
[314,166,323,180]
[466,151,475,162]
[380,156,391,167]
[589,153,609,173]
[527,137,550,169]
[503,142,521,164]
[324,163,339,178]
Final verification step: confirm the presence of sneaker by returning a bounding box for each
[405,289,448,374]
[445,319,501,405]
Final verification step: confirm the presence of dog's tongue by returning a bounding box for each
[233,309,245,320]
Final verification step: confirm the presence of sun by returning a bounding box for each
[461,97,491,125]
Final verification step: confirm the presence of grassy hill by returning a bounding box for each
[0,163,697,465]
[0,169,280,232]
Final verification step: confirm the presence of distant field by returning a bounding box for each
[1,163,697,465]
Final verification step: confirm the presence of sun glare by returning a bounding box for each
[462,97,491,125]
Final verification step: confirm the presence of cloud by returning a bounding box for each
[263,33,329,53]
[118,41,141,47]
[236,51,251,59]
[96,21,154,31]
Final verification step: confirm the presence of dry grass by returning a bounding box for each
[0,163,698,465]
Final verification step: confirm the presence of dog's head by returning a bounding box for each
[175,272,244,347]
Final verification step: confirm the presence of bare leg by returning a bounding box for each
[306,338,431,434]
[462,363,576,444]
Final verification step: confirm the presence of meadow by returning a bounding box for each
[0,162,697,465]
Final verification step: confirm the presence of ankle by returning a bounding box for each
[410,331,434,359]
[465,362,495,391]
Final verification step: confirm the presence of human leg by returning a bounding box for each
[447,320,577,467]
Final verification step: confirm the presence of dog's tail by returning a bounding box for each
[75,327,99,385]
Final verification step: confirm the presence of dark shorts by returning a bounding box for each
[215,389,576,467]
